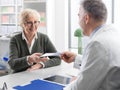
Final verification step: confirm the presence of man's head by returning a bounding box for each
[78,0,107,36]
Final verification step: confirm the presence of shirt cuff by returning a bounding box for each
[39,62,45,68]
[27,56,33,66]
[74,55,82,69]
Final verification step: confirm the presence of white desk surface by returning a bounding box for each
[0,61,79,89]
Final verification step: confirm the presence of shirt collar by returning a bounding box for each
[90,24,104,38]
[22,31,38,40]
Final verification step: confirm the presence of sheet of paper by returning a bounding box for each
[40,52,61,57]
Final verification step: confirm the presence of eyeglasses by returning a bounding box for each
[25,21,40,26]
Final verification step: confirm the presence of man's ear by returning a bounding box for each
[84,14,90,24]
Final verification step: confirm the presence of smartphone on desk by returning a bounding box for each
[44,75,71,85]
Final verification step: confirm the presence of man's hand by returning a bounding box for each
[60,51,77,63]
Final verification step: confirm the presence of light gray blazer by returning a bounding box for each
[64,24,120,90]
[8,32,61,73]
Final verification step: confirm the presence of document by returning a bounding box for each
[40,52,61,57]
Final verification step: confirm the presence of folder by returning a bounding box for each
[13,79,65,90]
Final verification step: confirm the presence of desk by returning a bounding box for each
[0,61,79,89]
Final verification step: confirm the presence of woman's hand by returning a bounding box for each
[28,53,48,64]
[35,56,48,63]
[27,63,43,71]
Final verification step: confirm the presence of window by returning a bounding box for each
[68,0,115,53]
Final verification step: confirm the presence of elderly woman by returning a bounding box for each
[8,9,61,73]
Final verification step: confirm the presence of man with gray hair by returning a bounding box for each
[61,0,120,90]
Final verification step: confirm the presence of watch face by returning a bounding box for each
[44,75,71,85]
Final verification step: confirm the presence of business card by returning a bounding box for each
[40,52,61,57]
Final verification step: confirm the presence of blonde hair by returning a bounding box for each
[19,8,40,27]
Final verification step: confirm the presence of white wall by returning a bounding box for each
[46,0,55,44]
[47,0,69,52]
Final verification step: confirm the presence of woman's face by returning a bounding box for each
[24,16,40,35]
